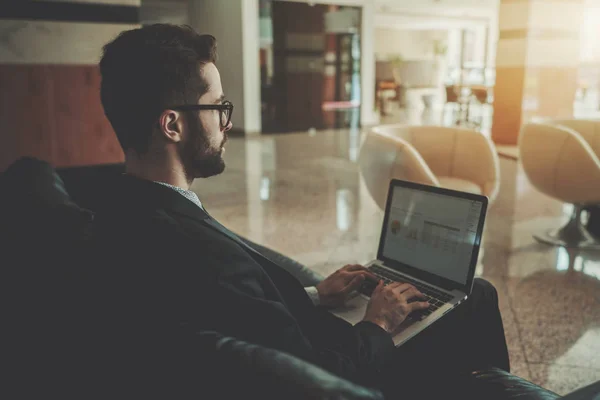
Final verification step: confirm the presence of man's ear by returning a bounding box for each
[157,110,184,143]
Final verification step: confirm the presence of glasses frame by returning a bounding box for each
[169,100,233,129]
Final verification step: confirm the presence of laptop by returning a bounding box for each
[331,179,488,347]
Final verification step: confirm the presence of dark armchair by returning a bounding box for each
[1,158,598,399]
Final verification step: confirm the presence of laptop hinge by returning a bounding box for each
[373,261,458,296]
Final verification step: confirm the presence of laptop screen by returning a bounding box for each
[380,185,483,286]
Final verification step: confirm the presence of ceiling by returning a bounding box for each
[375,0,499,16]
[374,0,499,30]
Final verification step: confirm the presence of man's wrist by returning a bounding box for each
[304,286,321,306]
[362,317,390,334]
[314,284,334,307]
[315,282,330,307]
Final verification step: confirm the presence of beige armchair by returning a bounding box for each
[359,125,500,210]
[549,119,600,157]
[519,121,600,249]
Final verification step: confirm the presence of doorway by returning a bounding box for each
[259,0,361,133]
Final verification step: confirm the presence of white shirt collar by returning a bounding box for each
[154,181,204,210]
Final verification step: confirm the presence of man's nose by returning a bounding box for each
[223,121,233,132]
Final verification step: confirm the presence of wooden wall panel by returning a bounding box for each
[0,65,56,171]
[51,65,124,167]
[0,64,124,172]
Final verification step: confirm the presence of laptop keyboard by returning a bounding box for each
[358,264,454,321]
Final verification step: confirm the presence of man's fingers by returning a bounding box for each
[373,280,385,294]
[342,274,365,294]
[342,265,377,279]
[343,264,367,272]
[390,283,414,293]
[379,281,401,291]
[402,287,426,301]
[409,301,430,312]
[344,270,378,281]
[344,264,365,271]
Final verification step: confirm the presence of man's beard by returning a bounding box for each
[179,114,227,179]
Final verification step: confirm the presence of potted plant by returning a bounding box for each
[388,54,405,107]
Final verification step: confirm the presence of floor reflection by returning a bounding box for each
[191,128,600,395]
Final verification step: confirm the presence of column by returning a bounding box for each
[492,0,583,145]
[188,0,261,135]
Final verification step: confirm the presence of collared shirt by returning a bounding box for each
[154,181,320,306]
[154,181,204,209]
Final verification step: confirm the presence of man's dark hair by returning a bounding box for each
[99,24,217,154]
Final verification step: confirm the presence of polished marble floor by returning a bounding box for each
[192,129,600,395]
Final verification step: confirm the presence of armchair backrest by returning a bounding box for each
[359,128,438,209]
[549,119,600,159]
[371,125,500,201]
[519,122,600,204]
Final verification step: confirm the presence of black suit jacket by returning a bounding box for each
[90,175,395,389]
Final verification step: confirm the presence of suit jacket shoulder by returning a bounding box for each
[91,174,395,385]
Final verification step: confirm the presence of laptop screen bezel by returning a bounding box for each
[377,179,488,294]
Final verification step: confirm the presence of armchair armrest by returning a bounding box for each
[561,380,600,400]
[239,236,324,286]
[199,331,384,400]
[470,368,560,400]
[472,367,600,399]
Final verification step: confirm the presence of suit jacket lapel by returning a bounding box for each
[201,218,266,259]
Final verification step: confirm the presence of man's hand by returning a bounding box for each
[363,281,430,334]
[315,264,377,308]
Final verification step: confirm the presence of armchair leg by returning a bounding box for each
[534,205,600,249]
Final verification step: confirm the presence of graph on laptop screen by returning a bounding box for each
[382,186,482,285]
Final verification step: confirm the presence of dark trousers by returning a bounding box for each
[244,240,510,398]
[379,278,510,399]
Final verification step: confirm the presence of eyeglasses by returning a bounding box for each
[169,100,233,129]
